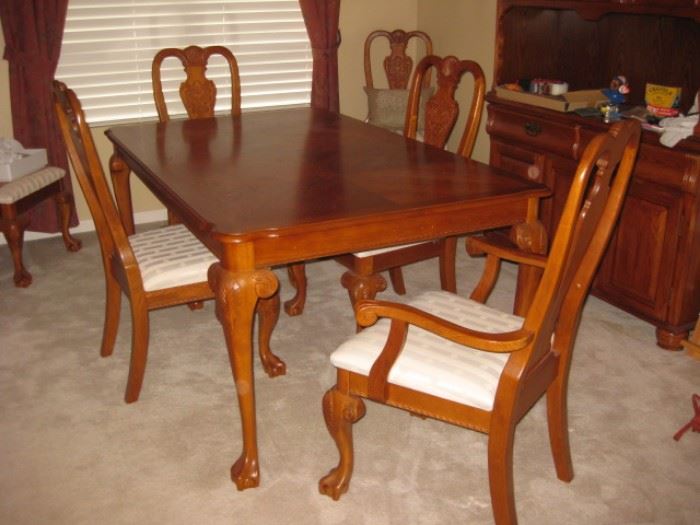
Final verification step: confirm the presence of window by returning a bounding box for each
[56,0,312,124]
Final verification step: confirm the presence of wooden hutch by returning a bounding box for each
[487,0,699,349]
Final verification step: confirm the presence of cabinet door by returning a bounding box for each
[594,178,683,321]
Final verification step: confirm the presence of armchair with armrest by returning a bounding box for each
[318,120,642,525]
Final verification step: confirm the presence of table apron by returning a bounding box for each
[230,196,533,268]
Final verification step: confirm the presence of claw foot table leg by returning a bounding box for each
[209,258,279,490]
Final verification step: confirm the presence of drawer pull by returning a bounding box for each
[527,165,541,181]
[524,121,542,136]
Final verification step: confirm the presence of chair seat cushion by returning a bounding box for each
[0,166,64,204]
[364,87,433,131]
[353,241,428,258]
[330,291,524,411]
[130,224,218,292]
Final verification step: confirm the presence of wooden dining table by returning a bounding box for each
[105,107,549,490]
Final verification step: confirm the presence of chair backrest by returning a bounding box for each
[52,81,141,284]
[404,55,486,157]
[364,29,433,90]
[151,45,241,122]
[501,120,641,405]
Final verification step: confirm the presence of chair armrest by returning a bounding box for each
[357,298,533,402]
[356,299,533,353]
[466,232,547,269]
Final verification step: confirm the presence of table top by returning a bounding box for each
[106,108,547,263]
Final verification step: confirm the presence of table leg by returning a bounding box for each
[109,152,135,235]
[511,197,548,316]
[209,260,278,490]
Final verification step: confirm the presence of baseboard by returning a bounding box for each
[0,209,168,245]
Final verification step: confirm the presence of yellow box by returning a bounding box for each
[645,83,681,109]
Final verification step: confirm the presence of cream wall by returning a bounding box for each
[417,0,497,162]
[0,1,497,223]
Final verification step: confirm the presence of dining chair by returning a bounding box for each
[151,44,241,122]
[283,31,436,318]
[53,80,283,403]
[151,44,242,228]
[363,29,433,133]
[318,119,642,525]
[286,55,486,325]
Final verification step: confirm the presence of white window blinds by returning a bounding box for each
[56,0,312,124]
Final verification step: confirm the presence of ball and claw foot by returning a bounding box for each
[260,355,286,378]
[231,454,260,491]
[65,236,82,252]
[319,468,349,501]
[13,268,32,288]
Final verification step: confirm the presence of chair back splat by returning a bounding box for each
[405,54,486,156]
[364,29,433,90]
[318,119,642,525]
[152,45,241,122]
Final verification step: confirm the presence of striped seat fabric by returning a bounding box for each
[130,224,217,292]
[0,166,64,204]
[330,291,523,411]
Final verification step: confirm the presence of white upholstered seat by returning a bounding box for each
[353,241,425,259]
[331,290,523,411]
[130,224,217,292]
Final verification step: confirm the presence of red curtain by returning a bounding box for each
[0,0,77,232]
[298,0,341,113]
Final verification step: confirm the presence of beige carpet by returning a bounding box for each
[1,231,698,525]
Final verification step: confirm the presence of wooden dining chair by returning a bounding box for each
[151,45,243,227]
[363,29,433,132]
[318,120,641,525]
[283,32,436,318]
[53,81,283,403]
[151,44,241,122]
[287,55,486,325]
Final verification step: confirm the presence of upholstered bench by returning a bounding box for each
[0,166,81,287]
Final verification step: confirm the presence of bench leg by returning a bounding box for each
[1,206,32,287]
[56,191,82,252]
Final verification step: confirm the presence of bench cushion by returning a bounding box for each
[0,167,64,205]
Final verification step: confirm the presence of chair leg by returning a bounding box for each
[166,208,181,225]
[284,263,307,316]
[439,237,458,293]
[257,291,286,377]
[318,386,366,500]
[388,267,406,295]
[124,299,150,403]
[340,270,386,332]
[469,254,501,304]
[100,272,122,358]
[487,426,518,525]
[55,191,82,252]
[546,378,574,481]
[1,208,32,287]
